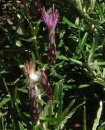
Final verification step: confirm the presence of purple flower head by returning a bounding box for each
[42,4,59,30]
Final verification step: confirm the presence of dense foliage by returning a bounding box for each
[0,0,105,130]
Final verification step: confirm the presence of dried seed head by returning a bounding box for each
[23,60,41,83]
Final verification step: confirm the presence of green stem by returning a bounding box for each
[83,106,87,130]
[29,21,40,61]
[3,78,11,97]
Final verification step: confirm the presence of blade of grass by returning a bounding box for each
[92,101,103,130]
[83,106,87,130]
[55,101,85,129]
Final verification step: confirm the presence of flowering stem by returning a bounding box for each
[23,59,53,127]
[41,4,59,65]
[48,29,56,65]
[28,83,41,121]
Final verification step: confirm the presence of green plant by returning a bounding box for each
[1,0,105,130]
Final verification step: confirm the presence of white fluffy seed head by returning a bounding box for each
[29,71,41,83]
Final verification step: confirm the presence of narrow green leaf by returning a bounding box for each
[92,101,103,130]
[0,97,10,108]
[55,99,76,128]
[62,17,77,28]
[61,99,76,118]
[40,117,59,123]
[57,80,64,115]
[18,88,27,93]
[63,84,74,89]
[90,0,96,11]
[57,55,69,61]
[97,62,105,66]
[83,106,87,130]
[91,38,96,55]
[7,19,13,25]
[18,121,25,130]
[70,58,83,65]
[75,0,82,11]
[96,2,104,20]
[78,84,89,88]
[41,101,53,117]
[55,101,85,129]
[20,37,36,42]
[75,32,88,57]
[79,32,88,49]
[16,27,24,35]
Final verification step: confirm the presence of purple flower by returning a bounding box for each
[42,4,59,30]
[42,4,59,65]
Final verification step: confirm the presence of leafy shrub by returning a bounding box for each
[0,0,105,130]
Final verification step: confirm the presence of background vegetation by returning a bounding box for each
[0,0,105,130]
